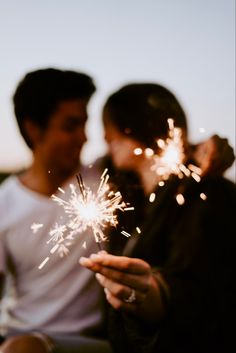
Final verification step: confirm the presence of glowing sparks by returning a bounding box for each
[47,223,67,244]
[38,170,133,269]
[136,227,141,234]
[132,119,201,185]
[188,164,202,175]
[176,193,185,205]
[134,148,143,155]
[31,223,43,234]
[51,170,133,244]
[146,119,202,184]
[149,193,156,203]
[191,172,201,183]
[121,230,132,237]
[152,119,186,179]
[38,257,50,270]
[58,187,65,194]
[200,193,207,200]
[145,148,154,157]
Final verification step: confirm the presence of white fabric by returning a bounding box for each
[0,173,103,335]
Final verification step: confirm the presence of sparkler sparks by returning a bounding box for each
[200,193,207,200]
[152,118,188,179]
[149,193,156,203]
[152,119,204,204]
[38,169,134,269]
[176,193,185,205]
[132,118,204,205]
[51,169,132,243]
[134,118,202,184]
[31,223,43,234]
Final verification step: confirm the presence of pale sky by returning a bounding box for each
[0,0,235,179]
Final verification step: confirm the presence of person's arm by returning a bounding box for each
[191,134,235,176]
[79,252,169,323]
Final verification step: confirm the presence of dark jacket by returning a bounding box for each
[107,175,236,353]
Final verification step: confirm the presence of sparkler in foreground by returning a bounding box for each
[38,169,134,269]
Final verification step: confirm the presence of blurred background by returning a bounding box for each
[0,0,235,181]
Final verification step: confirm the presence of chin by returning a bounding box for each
[114,161,131,171]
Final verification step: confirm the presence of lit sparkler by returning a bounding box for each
[152,119,204,204]
[134,118,202,182]
[152,118,190,179]
[134,119,204,205]
[38,169,133,269]
[31,223,43,234]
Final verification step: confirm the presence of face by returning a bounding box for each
[33,99,88,175]
[104,119,144,171]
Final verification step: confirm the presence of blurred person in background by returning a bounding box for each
[80,83,235,353]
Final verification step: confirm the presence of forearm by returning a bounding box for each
[133,271,170,323]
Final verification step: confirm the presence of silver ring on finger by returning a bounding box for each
[124,288,136,303]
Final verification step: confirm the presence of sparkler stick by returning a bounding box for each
[76,174,86,201]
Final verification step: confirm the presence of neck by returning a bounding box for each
[19,161,76,196]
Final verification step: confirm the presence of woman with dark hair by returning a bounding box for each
[80,83,235,353]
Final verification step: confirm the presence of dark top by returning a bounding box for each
[106,173,236,353]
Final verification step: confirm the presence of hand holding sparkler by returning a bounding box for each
[192,134,235,177]
[79,252,168,322]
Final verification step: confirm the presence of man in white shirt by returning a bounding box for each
[0,68,111,353]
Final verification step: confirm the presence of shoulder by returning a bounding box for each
[187,177,236,239]
[0,176,19,233]
[0,174,50,232]
[0,175,18,202]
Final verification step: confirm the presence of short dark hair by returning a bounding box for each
[13,68,96,148]
[103,83,187,148]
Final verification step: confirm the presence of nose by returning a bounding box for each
[80,126,87,144]
[104,128,112,144]
[73,126,87,146]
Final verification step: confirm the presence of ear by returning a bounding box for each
[23,119,44,147]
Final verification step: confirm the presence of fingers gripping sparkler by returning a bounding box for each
[38,169,134,269]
